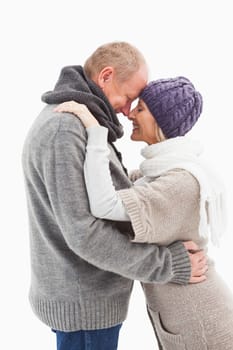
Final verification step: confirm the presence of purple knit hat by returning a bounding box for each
[139,76,203,138]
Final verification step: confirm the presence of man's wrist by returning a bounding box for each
[168,241,191,285]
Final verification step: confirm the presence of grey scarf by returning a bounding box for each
[42,65,123,143]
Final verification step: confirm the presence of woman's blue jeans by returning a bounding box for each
[53,324,122,350]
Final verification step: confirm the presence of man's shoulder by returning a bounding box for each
[25,104,86,146]
[40,104,85,132]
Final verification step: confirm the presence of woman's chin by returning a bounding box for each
[130,133,141,142]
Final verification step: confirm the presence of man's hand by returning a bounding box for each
[183,241,208,284]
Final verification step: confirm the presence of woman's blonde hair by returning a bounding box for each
[84,41,147,83]
[156,127,166,142]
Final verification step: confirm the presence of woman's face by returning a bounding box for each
[128,99,159,145]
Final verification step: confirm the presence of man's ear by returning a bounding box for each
[97,67,114,88]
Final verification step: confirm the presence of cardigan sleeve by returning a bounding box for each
[118,169,201,245]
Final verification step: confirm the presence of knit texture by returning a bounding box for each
[118,168,233,347]
[22,103,191,331]
[139,137,227,246]
[145,262,233,349]
[140,77,203,138]
[118,168,205,244]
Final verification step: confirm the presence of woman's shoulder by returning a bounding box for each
[148,168,200,197]
[164,168,198,182]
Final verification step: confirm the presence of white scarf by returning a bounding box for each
[139,136,227,246]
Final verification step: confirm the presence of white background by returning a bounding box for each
[1,1,233,349]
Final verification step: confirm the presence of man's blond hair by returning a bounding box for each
[84,41,147,83]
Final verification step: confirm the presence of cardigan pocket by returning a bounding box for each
[147,306,186,350]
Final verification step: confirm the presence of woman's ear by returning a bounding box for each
[97,67,114,88]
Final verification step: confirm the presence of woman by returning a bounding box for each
[54,77,233,349]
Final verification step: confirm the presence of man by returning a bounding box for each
[22,42,207,350]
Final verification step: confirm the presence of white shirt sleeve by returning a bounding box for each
[84,126,130,221]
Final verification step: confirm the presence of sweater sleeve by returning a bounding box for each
[84,126,130,221]
[44,120,191,285]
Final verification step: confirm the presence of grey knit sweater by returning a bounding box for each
[22,66,191,331]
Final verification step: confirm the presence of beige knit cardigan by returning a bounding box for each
[118,169,233,349]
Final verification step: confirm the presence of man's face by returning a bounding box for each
[101,64,148,116]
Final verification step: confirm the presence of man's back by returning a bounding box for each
[22,104,134,331]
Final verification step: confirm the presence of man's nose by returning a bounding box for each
[120,102,132,117]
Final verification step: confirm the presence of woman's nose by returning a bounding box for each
[127,109,135,120]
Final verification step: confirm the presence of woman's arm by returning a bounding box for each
[54,101,130,221]
[118,169,201,245]
[54,103,201,247]
[52,103,207,284]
